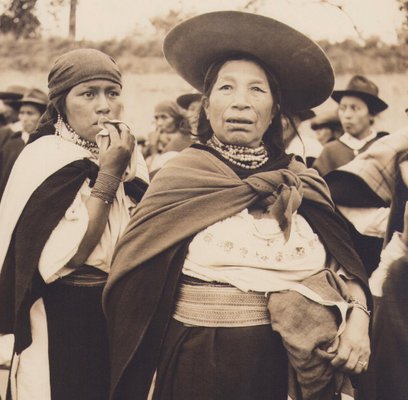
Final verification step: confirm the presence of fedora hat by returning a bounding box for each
[310,109,340,130]
[176,93,202,110]
[163,11,334,112]
[331,75,388,114]
[0,85,26,101]
[17,88,48,109]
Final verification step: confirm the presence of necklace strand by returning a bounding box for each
[207,135,269,169]
[56,114,100,156]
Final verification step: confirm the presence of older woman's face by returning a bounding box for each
[204,60,274,148]
[65,79,123,142]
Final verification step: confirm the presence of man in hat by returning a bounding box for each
[313,75,389,177]
[0,88,47,200]
[310,109,343,145]
[176,92,202,134]
[0,85,26,148]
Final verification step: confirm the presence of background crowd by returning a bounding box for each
[0,3,407,400]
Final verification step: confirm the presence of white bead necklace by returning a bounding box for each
[56,114,99,156]
[207,134,269,169]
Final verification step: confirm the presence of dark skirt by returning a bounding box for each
[153,318,288,400]
[42,280,110,400]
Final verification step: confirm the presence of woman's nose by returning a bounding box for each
[96,94,111,114]
[231,89,250,110]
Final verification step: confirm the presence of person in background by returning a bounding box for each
[0,48,149,400]
[0,85,26,148]
[283,109,323,167]
[104,11,370,400]
[355,126,408,399]
[310,109,343,145]
[176,92,202,135]
[0,88,48,201]
[313,75,389,177]
[145,100,193,173]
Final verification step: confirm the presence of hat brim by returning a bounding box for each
[0,92,23,101]
[176,93,202,109]
[164,11,334,112]
[331,90,388,114]
[17,98,48,107]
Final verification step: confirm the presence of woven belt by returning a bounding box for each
[172,276,270,327]
[59,265,108,287]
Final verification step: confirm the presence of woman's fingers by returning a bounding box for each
[103,122,121,143]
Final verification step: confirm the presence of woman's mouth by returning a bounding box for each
[226,118,253,130]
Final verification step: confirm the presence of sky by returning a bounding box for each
[32,0,404,43]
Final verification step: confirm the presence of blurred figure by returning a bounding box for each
[0,88,48,200]
[0,85,26,147]
[145,100,193,173]
[310,109,343,145]
[283,109,323,167]
[357,127,408,399]
[176,92,202,134]
[313,75,388,176]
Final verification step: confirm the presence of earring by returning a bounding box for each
[55,113,64,136]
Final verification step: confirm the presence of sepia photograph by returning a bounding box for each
[0,0,407,399]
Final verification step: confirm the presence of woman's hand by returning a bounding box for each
[99,122,135,178]
[328,307,370,374]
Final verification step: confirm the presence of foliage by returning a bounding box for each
[397,0,408,43]
[0,0,40,39]
[0,32,407,75]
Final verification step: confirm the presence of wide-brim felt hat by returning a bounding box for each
[0,85,26,101]
[296,109,315,122]
[331,75,388,114]
[16,88,48,108]
[176,93,202,110]
[163,11,335,112]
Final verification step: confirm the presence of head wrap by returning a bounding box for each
[34,49,122,138]
[154,100,183,120]
[48,48,122,101]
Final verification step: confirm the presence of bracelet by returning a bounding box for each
[90,171,121,205]
[349,296,371,318]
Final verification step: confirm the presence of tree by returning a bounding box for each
[49,0,78,39]
[0,0,41,39]
[397,0,408,43]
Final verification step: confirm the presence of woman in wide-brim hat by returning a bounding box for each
[0,48,149,399]
[104,11,370,400]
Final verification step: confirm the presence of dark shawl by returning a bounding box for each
[0,159,147,354]
[103,146,368,400]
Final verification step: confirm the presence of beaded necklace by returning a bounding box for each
[56,115,99,156]
[207,134,269,169]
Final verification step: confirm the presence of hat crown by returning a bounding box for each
[20,88,48,105]
[345,75,379,97]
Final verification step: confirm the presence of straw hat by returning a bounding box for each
[163,11,334,112]
[331,75,388,114]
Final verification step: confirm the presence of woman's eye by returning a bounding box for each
[251,86,266,93]
[108,91,120,98]
[219,84,232,91]
[82,91,94,98]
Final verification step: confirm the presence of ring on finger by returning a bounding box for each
[357,360,367,368]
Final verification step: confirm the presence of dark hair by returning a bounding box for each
[196,54,297,157]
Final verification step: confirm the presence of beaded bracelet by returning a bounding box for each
[90,171,121,205]
[349,296,371,318]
